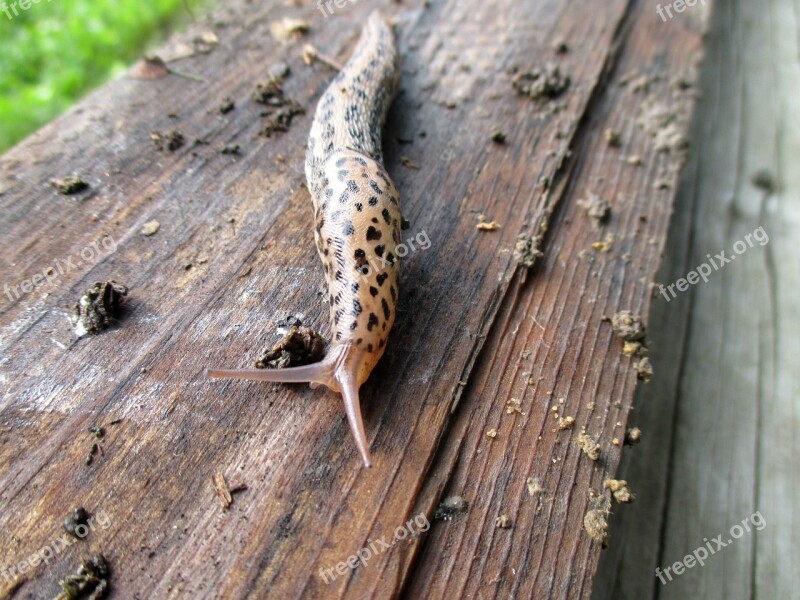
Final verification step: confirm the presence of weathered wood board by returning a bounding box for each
[595,0,800,598]
[0,0,707,597]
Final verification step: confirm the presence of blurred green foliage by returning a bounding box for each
[0,0,191,152]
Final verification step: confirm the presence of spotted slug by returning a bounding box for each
[208,12,402,468]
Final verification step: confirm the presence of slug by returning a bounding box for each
[207,12,402,468]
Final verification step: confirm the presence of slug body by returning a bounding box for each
[208,13,402,468]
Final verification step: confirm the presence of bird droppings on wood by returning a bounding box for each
[495,514,512,529]
[608,310,646,341]
[150,129,185,152]
[64,507,91,539]
[434,496,468,521]
[255,325,326,369]
[512,63,571,100]
[71,281,129,337]
[140,220,160,236]
[51,176,90,196]
[56,554,110,600]
[604,479,635,504]
[576,433,600,461]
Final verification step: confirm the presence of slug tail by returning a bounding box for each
[337,371,373,468]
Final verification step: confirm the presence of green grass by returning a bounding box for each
[0,0,193,152]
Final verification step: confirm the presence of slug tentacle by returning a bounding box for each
[208,11,401,469]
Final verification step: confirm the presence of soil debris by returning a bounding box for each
[219,97,235,114]
[609,310,646,341]
[605,128,622,147]
[495,514,512,529]
[624,427,642,446]
[635,356,654,383]
[72,281,129,337]
[140,220,160,236]
[577,193,611,226]
[491,130,506,144]
[476,214,501,231]
[255,325,326,369]
[64,507,91,539]
[584,495,611,546]
[400,156,421,169]
[526,477,545,498]
[591,233,615,252]
[51,176,90,196]
[513,63,571,100]
[513,234,543,268]
[576,433,600,461]
[486,428,498,439]
[435,496,468,521]
[130,56,170,80]
[254,79,305,136]
[604,479,635,504]
[637,102,689,153]
[221,145,241,155]
[151,129,185,152]
[56,554,109,600]
[751,169,777,194]
[213,472,233,509]
[270,17,310,42]
[558,416,575,430]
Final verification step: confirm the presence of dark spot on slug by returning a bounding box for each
[347,180,358,192]
[368,196,378,206]
[369,286,378,297]
[375,245,385,257]
[366,226,382,241]
[367,313,379,331]
[343,220,355,236]
[382,208,391,224]
[376,273,388,286]
[352,298,362,315]
[381,298,390,320]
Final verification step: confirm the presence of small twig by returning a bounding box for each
[302,44,342,71]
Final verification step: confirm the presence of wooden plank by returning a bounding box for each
[596,0,800,598]
[0,0,705,597]
[402,1,709,598]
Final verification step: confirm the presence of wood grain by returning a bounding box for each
[596,0,800,598]
[0,0,707,597]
